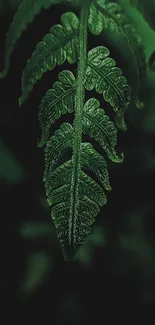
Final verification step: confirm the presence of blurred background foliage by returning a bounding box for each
[0,0,155,321]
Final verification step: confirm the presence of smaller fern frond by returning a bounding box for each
[89,1,146,102]
[85,46,131,117]
[38,70,76,147]
[19,12,79,106]
[82,98,124,163]
[89,0,145,61]
[0,0,64,78]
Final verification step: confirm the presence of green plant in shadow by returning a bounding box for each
[0,140,23,184]
[129,0,155,31]
[17,251,52,297]
[0,0,146,260]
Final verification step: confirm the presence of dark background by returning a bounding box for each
[0,0,155,321]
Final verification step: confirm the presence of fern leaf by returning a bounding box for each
[0,0,64,78]
[85,46,131,117]
[19,12,79,105]
[38,70,76,147]
[82,98,124,163]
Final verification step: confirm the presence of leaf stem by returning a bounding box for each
[69,0,90,246]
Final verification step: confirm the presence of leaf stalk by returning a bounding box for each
[69,0,90,246]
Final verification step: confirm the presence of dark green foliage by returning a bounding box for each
[19,11,79,105]
[1,0,147,259]
[0,0,65,77]
[89,0,146,100]
[0,140,23,184]
[130,0,155,30]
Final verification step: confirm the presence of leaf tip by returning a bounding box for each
[37,138,46,148]
[0,70,7,79]
[37,129,50,147]
[111,151,124,163]
[18,96,23,106]
[120,152,124,162]
[114,114,127,132]
[62,246,80,261]
[135,99,144,109]
[106,185,112,191]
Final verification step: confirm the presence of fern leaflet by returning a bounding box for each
[38,70,76,147]
[85,46,130,116]
[19,11,79,105]
[89,1,146,105]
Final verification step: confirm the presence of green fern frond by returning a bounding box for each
[19,11,79,105]
[2,0,135,259]
[38,70,76,147]
[0,0,64,78]
[85,46,131,117]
